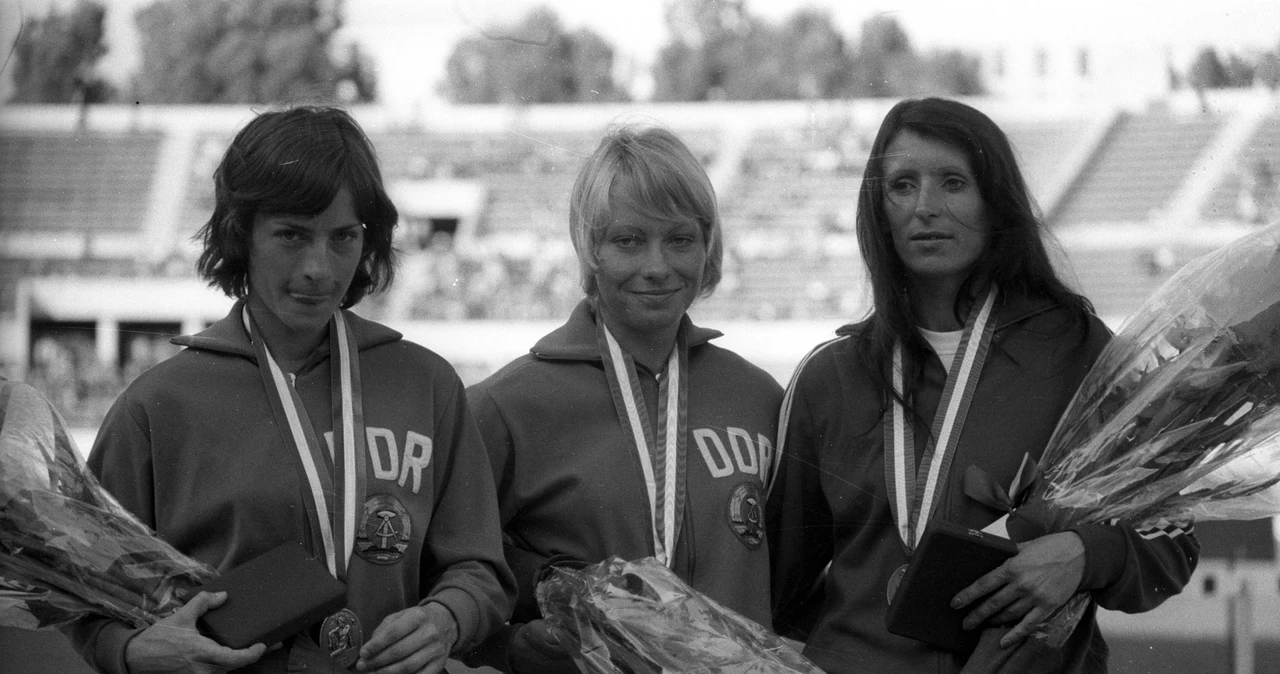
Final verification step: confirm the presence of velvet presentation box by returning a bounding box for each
[885,520,1019,651]
[197,542,347,649]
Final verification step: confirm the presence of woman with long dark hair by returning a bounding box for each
[767,98,1198,673]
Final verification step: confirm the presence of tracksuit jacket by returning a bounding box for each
[65,302,515,674]
[462,299,784,672]
[767,294,1200,674]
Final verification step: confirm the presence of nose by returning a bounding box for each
[914,182,942,219]
[299,240,334,284]
[639,240,672,280]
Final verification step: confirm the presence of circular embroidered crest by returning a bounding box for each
[726,481,764,550]
[356,494,412,564]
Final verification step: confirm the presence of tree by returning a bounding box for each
[1187,47,1231,91]
[1258,50,1280,92]
[652,0,754,101]
[848,14,917,98]
[8,0,116,104]
[1223,53,1255,88]
[441,7,627,104]
[133,0,375,104]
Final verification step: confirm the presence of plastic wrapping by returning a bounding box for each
[1003,223,1280,648]
[0,380,213,630]
[1037,223,1280,529]
[536,556,822,674]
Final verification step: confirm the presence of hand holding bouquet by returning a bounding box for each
[980,223,1280,649]
[0,380,213,630]
[536,556,822,674]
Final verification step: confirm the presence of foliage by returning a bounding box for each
[7,0,116,104]
[1258,51,1280,92]
[651,1,983,102]
[1186,46,1255,90]
[132,0,376,104]
[441,7,628,105]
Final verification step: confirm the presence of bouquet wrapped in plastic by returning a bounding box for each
[536,556,822,674]
[0,379,213,630]
[979,223,1280,648]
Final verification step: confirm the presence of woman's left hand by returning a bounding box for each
[950,531,1086,647]
[355,602,458,674]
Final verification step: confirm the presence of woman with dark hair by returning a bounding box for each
[66,106,514,674]
[460,124,783,674]
[767,98,1198,673]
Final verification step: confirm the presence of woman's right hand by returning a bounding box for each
[509,619,578,674]
[125,591,267,673]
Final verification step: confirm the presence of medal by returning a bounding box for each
[246,306,369,664]
[321,608,364,669]
[882,286,998,595]
[886,564,908,604]
[597,314,690,568]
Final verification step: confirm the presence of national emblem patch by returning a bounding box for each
[726,481,764,550]
[355,494,411,565]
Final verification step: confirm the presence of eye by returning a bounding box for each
[943,176,969,191]
[612,235,640,248]
[333,228,361,244]
[275,229,303,242]
[887,178,915,195]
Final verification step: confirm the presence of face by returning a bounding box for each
[592,201,706,344]
[246,187,364,342]
[881,130,992,291]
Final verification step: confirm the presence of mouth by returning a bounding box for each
[631,288,682,302]
[289,291,333,306]
[909,231,952,242]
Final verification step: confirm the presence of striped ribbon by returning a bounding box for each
[244,306,367,580]
[596,318,689,568]
[885,286,998,551]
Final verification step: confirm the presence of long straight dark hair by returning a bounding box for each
[855,97,1094,407]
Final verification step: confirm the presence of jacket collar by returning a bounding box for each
[834,291,1064,338]
[171,299,402,361]
[531,298,722,362]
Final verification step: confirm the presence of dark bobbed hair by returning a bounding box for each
[856,97,1094,389]
[569,124,723,297]
[195,106,398,308]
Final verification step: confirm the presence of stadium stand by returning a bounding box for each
[0,130,162,234]
[1200,111,1280,225]
[2,93,1276,429]
[1050,109,1224,227]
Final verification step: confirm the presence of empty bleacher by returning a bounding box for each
[0,131,162,234]
[1199,112,1280,224]
[1050,111,1222,227]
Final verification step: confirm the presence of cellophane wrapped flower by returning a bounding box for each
[0,380,213,630]
[536,556,822,674]
[1013,222,1280,646]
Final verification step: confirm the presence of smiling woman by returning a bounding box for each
[459,124,784,674]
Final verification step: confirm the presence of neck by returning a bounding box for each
[908,278,965,331]
[599,312,679,374]
[246,298,329,372]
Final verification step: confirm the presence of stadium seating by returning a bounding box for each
[1199,111,1280,224]
[1051,110,1223,226]
[3,96,1274,426]
[0,131,162,234]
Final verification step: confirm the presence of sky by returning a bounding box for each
[2,0,1280,105]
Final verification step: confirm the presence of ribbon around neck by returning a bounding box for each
[884,285,999,552]
[244,306,368,580]
[596,317,689,569]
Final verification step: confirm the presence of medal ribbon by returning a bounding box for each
[596,317,689,568]
[245,306,368,580]
[884,285,998,551]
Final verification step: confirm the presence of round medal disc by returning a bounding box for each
[321,608,363,669]
[886,563,908,604]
